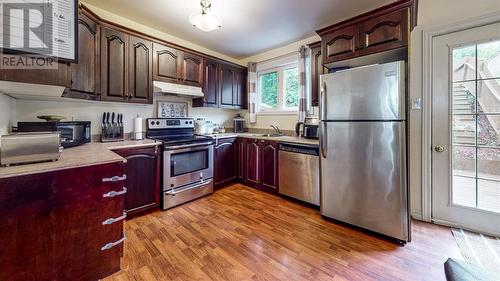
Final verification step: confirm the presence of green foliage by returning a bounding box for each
[259,72,278,108]
[285,68,299,107]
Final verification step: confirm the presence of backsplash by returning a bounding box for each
[14,94,244,136]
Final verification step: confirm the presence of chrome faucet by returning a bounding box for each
[270,125,283,135]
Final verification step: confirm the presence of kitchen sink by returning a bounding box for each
[252,134,284,138]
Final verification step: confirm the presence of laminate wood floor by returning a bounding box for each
[104,184,462,281]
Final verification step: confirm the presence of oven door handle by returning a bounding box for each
[165,179,213,195]
[164,141,214,150]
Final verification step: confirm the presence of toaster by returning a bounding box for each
[0,132,63,166]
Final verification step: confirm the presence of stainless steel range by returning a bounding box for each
[146,118,214,210]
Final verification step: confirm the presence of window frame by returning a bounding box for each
[256,61,299,114]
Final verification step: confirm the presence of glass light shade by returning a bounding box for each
[189,12,222,32]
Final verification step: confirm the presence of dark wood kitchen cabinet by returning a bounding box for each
[214,138,237,187]
[260,140,278,191]
[128,36,153,104]
[198,58,219,107]
[219,64,236,107]
[308,41,328,107]
[65,12,101,100]
[239,138,278,193]
[233,68,247,108]
[114,145,161,215]
[0,162,126,281]
[236,138,247,180]
[181,52,204,87]
[100,27,129,102]
[317,0,414,65]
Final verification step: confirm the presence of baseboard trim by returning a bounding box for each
[411,212,423,221]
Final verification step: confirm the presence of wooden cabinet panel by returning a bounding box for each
[68,13,100,98]
[153,43,181,83]
[246,140,260,184]
[261,141,278,191]
[101,27,128,102]
[358,8,408,56]
[236,138,246,180]
[214,138,237,187]
[322,25,358,64]
[0,59,70,87]
[308,41,327,107]
[201,59,218,106]
[233,69,247,108]
[182,52,204,87]
[0,163,125,281]
[114,146,160,215]
[219,65,235,107]
[128,36,153,104]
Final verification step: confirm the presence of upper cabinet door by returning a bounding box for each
[322,25,359,64]
[358,8,409,56]
[309,42,326,106]
[101,27,128,102]
[181,52,204,87]
[219,64,235,107]
[153,43,181,83]
[70,13,100,95]
[128,36,153,104]
[233,69,247,108]
[203,59,218,106]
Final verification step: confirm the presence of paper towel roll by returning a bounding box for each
[134,116,143,140]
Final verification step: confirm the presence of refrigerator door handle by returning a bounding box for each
[320,82,327,120]
[320,122,328,158]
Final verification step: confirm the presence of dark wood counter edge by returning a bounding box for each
[0,142,161,179]
[315,0,417,35]
[80,3,246,70]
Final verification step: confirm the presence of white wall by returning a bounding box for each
[409,0,500,219]
[15,95,241,135]
[0,93,15,145]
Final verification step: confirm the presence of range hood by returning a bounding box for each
[153,81,203,97]
[0,80,65,100]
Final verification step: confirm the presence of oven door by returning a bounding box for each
[163,142,214,190]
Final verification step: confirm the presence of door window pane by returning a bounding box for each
[450,41,500,213]
[478,40,500,79]
[284,67,299,108]
[259,72,278,109]
[452,81,476,114]
[478,179,500,213]
[477,80,500,113]
[452,176,476,208]
[453,45,476,82]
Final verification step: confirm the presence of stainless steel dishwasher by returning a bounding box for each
[278,143,320,205]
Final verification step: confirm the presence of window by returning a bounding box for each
[257,62,299,113]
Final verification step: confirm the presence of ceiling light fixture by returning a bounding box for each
[189,0,222,32]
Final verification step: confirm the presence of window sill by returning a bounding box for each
[256,111,298,116]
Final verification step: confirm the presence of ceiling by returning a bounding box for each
[84,0,395,59]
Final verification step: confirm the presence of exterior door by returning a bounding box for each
[432,22,500,236]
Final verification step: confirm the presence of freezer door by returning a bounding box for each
[319,61,405,121]
[320,121,408,241]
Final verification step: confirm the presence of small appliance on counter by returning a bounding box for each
[195,118,206,135]
[295,116,319,139]
[233,114,245,133]
[17,121,91,148]
[0,132,63,166]
[101,112,124,142]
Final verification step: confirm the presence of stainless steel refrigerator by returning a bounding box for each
[319,61,409,242]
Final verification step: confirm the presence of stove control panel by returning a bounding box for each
[147,118,194,129]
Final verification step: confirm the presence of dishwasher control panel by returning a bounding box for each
[278,143,319,156]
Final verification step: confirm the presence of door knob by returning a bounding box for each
[434,145,445,153]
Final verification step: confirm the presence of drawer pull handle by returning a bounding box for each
[103,187,127,198]
[102,174,127,182]
[101,236,126,251]
[102,212,127,225]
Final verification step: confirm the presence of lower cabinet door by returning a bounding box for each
[236,138,247,180]
[214,138,236,187]
[246,140,261,184]
[260,141,279,192]
[114,146,161,215]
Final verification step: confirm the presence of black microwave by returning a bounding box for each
[17,121,91,148]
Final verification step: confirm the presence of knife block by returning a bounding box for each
[101,124,124,142]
